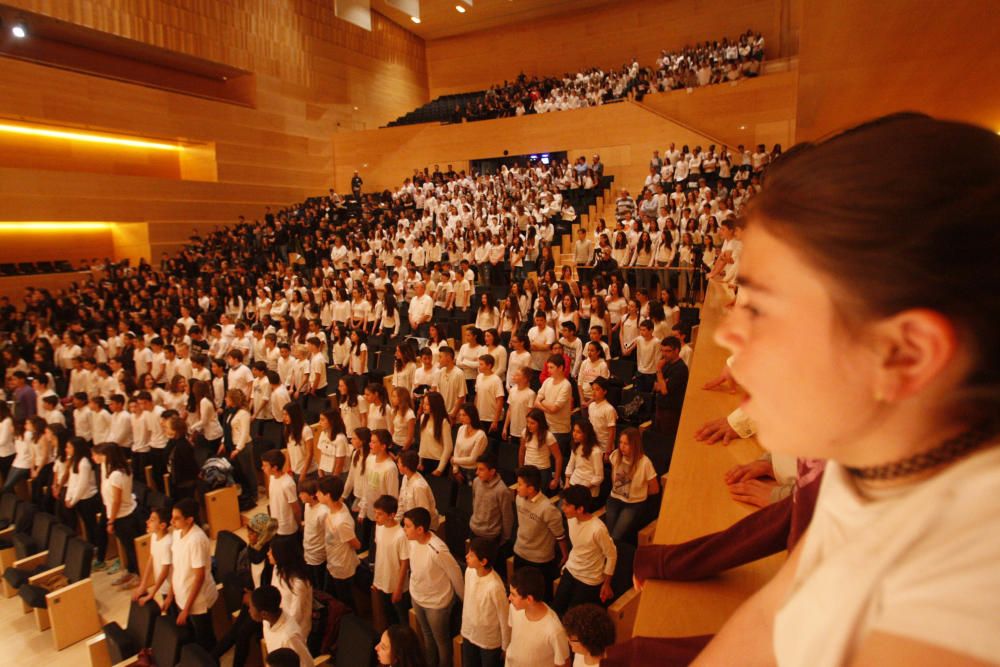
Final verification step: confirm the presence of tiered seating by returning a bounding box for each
[387,90,487,127]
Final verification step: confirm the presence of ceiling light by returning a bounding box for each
[455,5,466,12]
[11,24,27,39]
[739,125,747,130]
[410,16,421,23]
[0,122,182,151]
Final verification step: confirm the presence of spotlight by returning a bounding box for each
[11,23,26,39]
[410,16,421,23]
[455,5,466,13]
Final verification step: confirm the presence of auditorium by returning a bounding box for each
[0,1,997,665]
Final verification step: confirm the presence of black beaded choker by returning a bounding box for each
[846,423,997,481]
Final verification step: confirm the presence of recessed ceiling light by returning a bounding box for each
[353,106,359,111]
[739,125,746,130]
[410,16,421,23]
[11,24,27,39]
[455,4,466,13]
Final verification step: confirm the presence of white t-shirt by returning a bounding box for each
[170,525,218,615]
[565,516,617,586]
[286,424,316,475]
[263,614,314,667]
[527,326,556,370]
[408,534,465,610]
[505,605,570,667]
[774,449,1000,666]
[101,468,137,519]
[608,452,657,503]
[150,531,173,596]
[324,504,360,579]
[587,400,617,451]
[373,522,410,594]
[268,474,299,535]
[523,431,557,470]
[302,502,329,566]
[536,377,572,434]
[475,373,505,423]
[316,431,349,474]
[461,568,511,651]
[506,386,536,439]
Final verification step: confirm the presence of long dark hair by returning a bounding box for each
[283,401,306,445]
[94,442,131,476]
[419,391,449,442]
[69,436,92,474]
[352,427,371,475]
[384,624,427,667]
[269,537,311,591]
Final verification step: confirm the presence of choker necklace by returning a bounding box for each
[847,423,997,481]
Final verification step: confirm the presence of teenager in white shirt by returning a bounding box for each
[460,537,511,666]
[93,442,144,583]
[315,408,350,477]
[268,537,314,638]
[165,498,218,648]
[505,567,570,667]
[283,401,316,481]
[474,354,505,436]
[395,450,438,528]
[317,475,361,611]
[403,507,465,667]
[586,377,617,454]
[452,404,488,484]
[417,392,453,476]
[262,449,301,537]
[250,585,314,667]
[63,437,103,558]
[133,507,173,606]
[372,494,410,627]
[552,485,617,616]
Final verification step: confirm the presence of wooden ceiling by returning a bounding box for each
[371,0,617,41]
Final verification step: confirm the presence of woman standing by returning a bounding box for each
[63,437,105,554]
[93,442,144,587]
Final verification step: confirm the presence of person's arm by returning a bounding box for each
[494,580,512,651]
[691,539,804,665]
[517,437,527,467]
[106,482,122,534]
[502,401,513,440]
[548,438,564,487]
[392,558,409,604]
[491,389,504,433]
[403,415,415,450]
[439,548,465,601]
[597,526,618,602]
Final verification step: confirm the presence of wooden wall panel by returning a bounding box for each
[333,101,719,200]
[425,0,795,98]
[638,69,798,151]
[0,0,429,263]
[795,0,1000,141]
[0,227,113,264]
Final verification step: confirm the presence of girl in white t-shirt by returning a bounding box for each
[316,409,350,477]
[364,383,390,432]
[282,402,316,481]
[93,442,144,585]
[565,421,604,498]
[519,407,562,492]
[605,427,658,541]
[417,392,453,476]
[388,387,416,453]
[336,376,368,435]
[268,537,314,637]
[452,403,488,484]
[348,329,368,376]
[577,342,610,407]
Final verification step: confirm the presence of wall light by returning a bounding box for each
[0,222,112,232]
[410,16,421,23]
[11,24,26,39]
[455,5,466,12]
[0,122,182,151]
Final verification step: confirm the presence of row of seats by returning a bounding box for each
[0,260,76,276]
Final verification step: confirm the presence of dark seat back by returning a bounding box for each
[178,642,217,667]
[45,524,75,569]
[426,473,456,514]
[13,510,57,558]
[214,530,246,582]
[608,541,636,601]
[0,492,17,523]
[151,615,191,667]
[104,599,160,663]
[335,613,377,667]
[64,537,95,583]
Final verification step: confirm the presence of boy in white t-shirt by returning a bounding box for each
[165,498,218,649]
[502,367,536,450]
[372,494,411,626]
[552,485,617,617]
[474,354,505,435]
[505,566,570,667]
[586,377,617,453]
[250,585,314,667]
[317,475,361,610]
[262,449,301,537]
[297,478,329,588]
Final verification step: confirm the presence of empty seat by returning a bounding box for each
[4,523,74,591]
[18,535,94,609]
[334,613,377,667]
[214,530,246,582]
[12,511,59,558]
[0,493,18,529]
[0,503,39,550]
[103,599,160,663]
[178,642,217,667]
[150,614,192,667]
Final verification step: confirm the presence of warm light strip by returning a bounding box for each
[0,123,182,151]
[0,222,113,231]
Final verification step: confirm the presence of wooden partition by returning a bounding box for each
[632,282,783,639]
[425,0,799,98]
[638,68,799,152]
[795,0,1000,141]
[333,101,719,195]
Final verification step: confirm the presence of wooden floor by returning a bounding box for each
[4,499,267,667]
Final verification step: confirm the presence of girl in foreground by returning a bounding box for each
[690,115,1000,665]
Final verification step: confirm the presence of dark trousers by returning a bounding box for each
[211,606,261,667]
[461,639,504,667]
[168,602,216,650]
[31,462,53,507]
[377,589,412,627]
[149,448,168,492]
[131,450,151,485]
[234,445,258,504]
[103,511,143,573]
[324,569,358,611]
[73,493,107,554]
[552,569,602,616]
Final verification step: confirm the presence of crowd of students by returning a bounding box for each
[437,29,764,125]
[0,126,771,665]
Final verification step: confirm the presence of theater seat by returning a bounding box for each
[102,599,160,663]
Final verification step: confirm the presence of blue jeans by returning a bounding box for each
[461,638,503,667]
[1,465,29,493]
[412,599,454,667]
[605,497,643,542]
